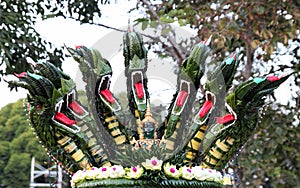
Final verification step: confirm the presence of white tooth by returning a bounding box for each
[205,35,212,46]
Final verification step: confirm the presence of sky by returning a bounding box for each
[0,1,296,109]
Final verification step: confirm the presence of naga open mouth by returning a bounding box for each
[215,103,236,125]
[52,99,80,134]
[210,103,237,135]
[131,71,146,104]
[66,89,89,119]
[194,91,216,125]
[172,80,190,115]
[98,75,121,111]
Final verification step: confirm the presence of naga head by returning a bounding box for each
[8,61,76,114]
[123,31,148,72]
[67,45,112,77]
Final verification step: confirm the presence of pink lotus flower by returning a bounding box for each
[125,166,144,179]
[142,156,163,170]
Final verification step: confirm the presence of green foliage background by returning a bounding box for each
[0,100,48,188]
[239,104,300,187]
[0,0,108,79]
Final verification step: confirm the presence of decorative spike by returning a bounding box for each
[127,18,131,32]
[230,52,237,60]
[27,57,37,68]
[203,35,212,46]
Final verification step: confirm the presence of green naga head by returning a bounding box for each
[123,31,148,74]
[8,61,76,108]
[226,73,292,112]
[67,46,112,77]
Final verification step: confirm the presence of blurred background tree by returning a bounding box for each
[136,0,299,79]
[238,104,300,187]
[0,100,49,187]
[0,0,299,187]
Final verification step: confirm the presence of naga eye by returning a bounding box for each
[35,104,44,115]
[36,104,43,109]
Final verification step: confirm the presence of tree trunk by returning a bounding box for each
[242,35,254,80]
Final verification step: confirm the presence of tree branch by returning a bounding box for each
[140,0,186,65]
[241,33,254,80]
[69,3,187,65]
[67,16,181,60]
[67,16,128,33]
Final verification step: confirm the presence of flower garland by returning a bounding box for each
[71,156,231,187]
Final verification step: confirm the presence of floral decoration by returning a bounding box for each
[163,163,181,179]
[84,167,99,180]
[97,167,110,179]
[192,166,223,182]
[180,166,194,180]
[70,156,227,187]
[108,165,125,178]
[141,156,163,170]
[125,165,144,179]
[71,169,84,187]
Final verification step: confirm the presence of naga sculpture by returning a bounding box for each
[8,29,290,187]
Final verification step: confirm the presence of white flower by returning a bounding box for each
[203,168,216,181]
[192,166,223,182]
[163,163,181,179]
[180,166,194,180]
[97,167,110,179]
[84,167,99,180]
[109,165,125,178]
[223,174,232,185]
[142,156,163,171]
[214,171,223,183]
[125,166,144,179]
[192,166,206,181]
[70,170,85,187]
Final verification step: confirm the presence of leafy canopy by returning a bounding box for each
[0,0,109,80]
[0,100,49,187]
[136,0,299,79]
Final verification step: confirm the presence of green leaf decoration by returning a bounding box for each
[111,144,166,167]
[51,88,63,104]
[60,78,76,94]
[76,179,222,188]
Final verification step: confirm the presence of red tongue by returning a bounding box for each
[216,114,235,124]
[267,75,280,82]
[199,100,213,118]
[177,91,188,107]
[68,101,83,115]
[100,89,115,104]
[14,72,27,78]
[54,112,76,126]
[134,82,144,99]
